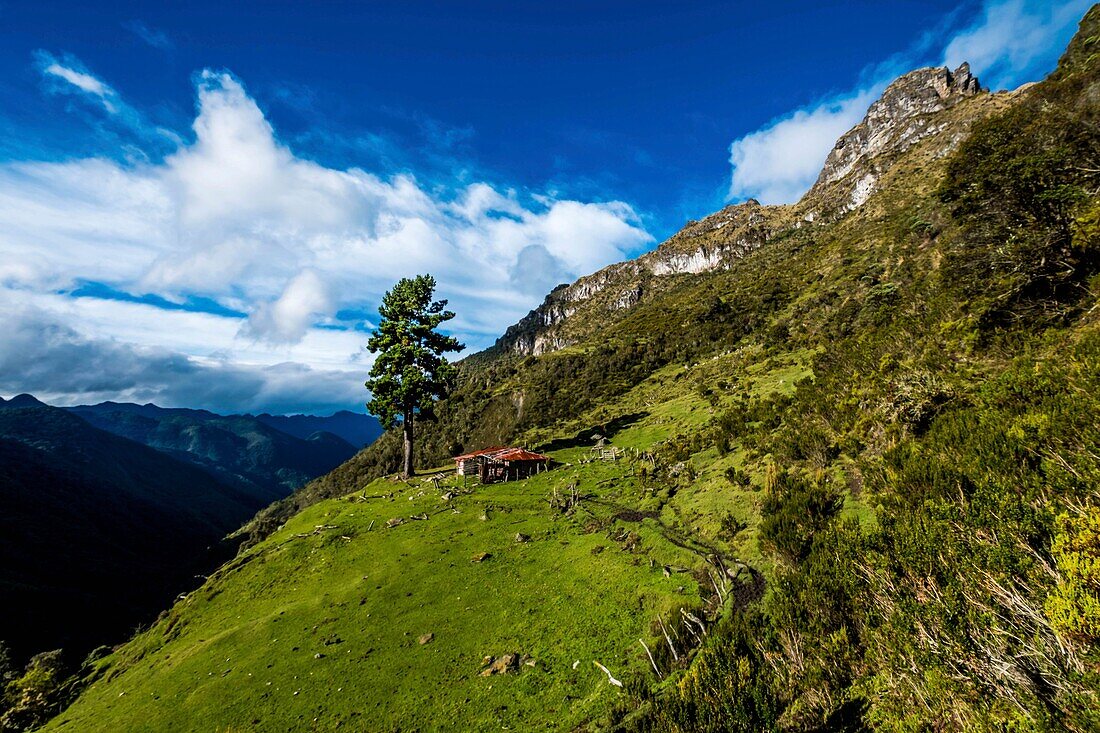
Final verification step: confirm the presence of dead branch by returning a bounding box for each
[593,660,623,687]
[639,639,662,678]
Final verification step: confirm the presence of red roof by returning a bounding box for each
[452,446,550,462]
[491,448,551,462]
[453,446,508,461]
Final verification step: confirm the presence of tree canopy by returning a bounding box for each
[365,275,463,476]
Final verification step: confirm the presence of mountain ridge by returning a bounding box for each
[0,402,260,664]
[492,62,1009,358]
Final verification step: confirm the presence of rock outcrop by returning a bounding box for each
[806,63,983,213]
[494,199,786,355]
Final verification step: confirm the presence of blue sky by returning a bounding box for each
[0,0,1090,414]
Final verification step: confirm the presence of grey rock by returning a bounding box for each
[479,653,520,676]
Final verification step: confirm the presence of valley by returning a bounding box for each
[0,395,379,701]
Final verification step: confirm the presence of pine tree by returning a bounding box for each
[365,275,463,478]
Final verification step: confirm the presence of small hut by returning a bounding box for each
[453,447,507,477]
[452,447,551,483]
[589,434,619,461]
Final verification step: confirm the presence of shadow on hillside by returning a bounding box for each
[535,411,649,452]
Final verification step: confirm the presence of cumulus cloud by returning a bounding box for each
[727,87,882,204]
[2,66,651,412]
[245,270,333,343]
[727,0,1089,205]
[0,285,370,413]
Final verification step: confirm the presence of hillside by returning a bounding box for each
[0,400,261,666]
[65,402,369,502]
[43,7,1100,732]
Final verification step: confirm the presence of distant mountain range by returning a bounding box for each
[64,401,380,502]
[0,394,381,663]
[0,397,259,660]
[250,410,382,447]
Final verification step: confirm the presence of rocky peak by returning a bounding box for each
[934,62,981,98]
[809,63,983,206]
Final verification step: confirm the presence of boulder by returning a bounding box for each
[479,653,520,676]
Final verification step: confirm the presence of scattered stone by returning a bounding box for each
[386,517,404,528]
[418,633,434,645]
[441,492,454,502]
[479,653,520,676]
[410,513,428,521]
[471,552,491,563]
[572,660,580,670]
[515,533,531,543]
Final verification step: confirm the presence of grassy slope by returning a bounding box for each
[45,346,816,732]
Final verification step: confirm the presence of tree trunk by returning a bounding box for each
[402,408,415,478]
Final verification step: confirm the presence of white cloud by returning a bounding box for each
[727,0,1089,204]
[124,21,173,51]
[245,269,333,343]
[43,63,112,99]
[943,0,1092,90]
[2,68,651,412]
[0,290,367,414]
[0,298,367,414]
[36,52,118,114]
[727,87,882,204]
[34,51,180,147]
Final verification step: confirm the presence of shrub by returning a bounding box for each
[1046,506,1100,643]
[759,471,843,564]
[938,87,1100,329]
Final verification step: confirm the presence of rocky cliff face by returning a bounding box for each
[494,63,987,357]
[494,199,789,356]
[805,63,983,215]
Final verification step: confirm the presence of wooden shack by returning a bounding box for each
[452,447,551,483]
[453,447,507,476]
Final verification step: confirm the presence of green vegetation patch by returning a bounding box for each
[46,456,705,732]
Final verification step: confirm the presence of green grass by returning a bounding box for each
[47,345,819,732]
[45,452,706,732]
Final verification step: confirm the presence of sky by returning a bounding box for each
[0,0,1090,414]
